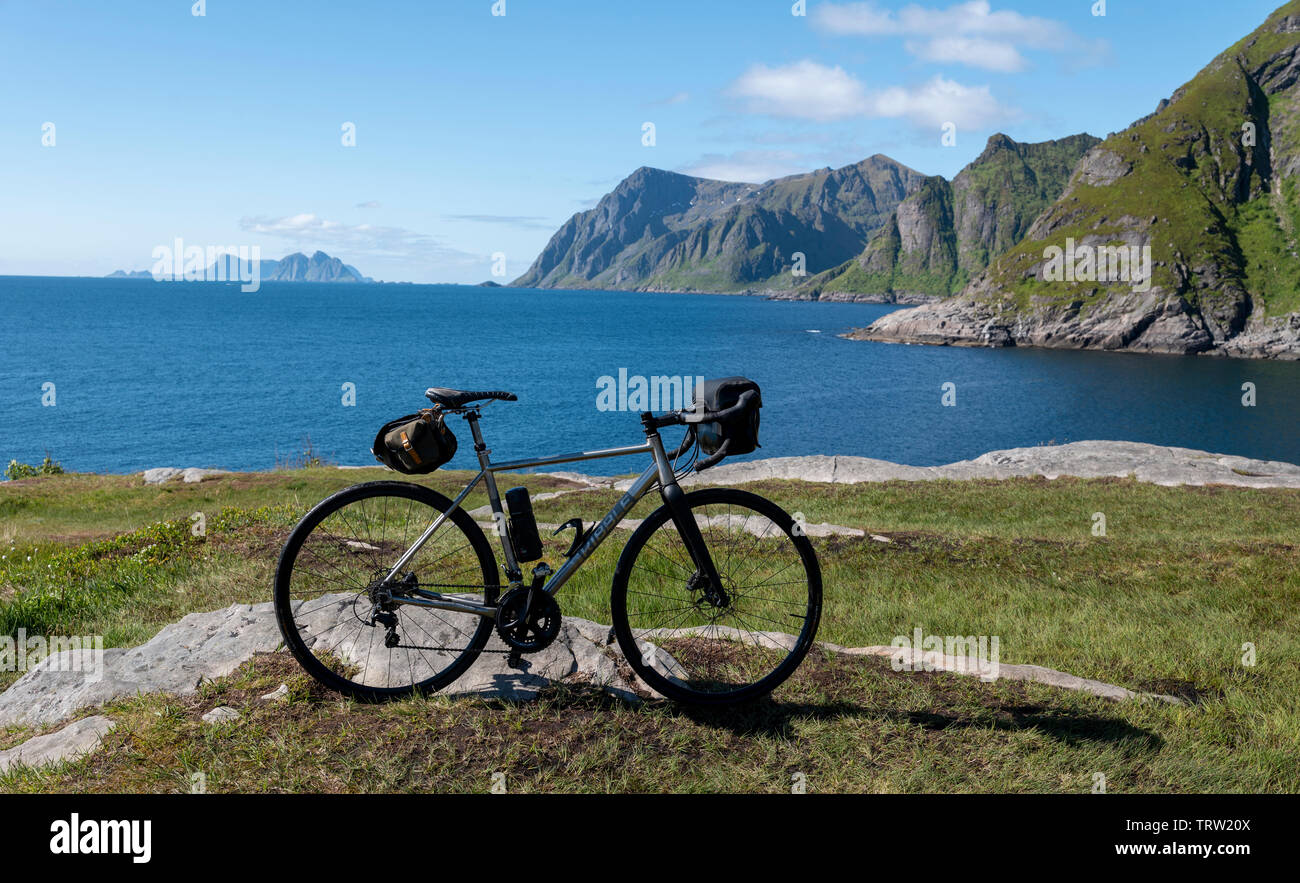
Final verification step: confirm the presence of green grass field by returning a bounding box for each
[1,466,1297,793]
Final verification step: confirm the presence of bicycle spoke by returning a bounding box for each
[277,484,496,697]
[615,493,819,701]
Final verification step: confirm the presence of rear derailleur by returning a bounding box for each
[366,572,418,648]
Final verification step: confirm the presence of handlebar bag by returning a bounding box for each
[696,376,762,456]
[372,409,458,474]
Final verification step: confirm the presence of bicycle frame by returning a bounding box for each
[382,408,694,620]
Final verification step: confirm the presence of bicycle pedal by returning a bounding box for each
[506,650,527,670]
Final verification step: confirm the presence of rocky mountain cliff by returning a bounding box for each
[854,1,1300,360]
[512,158,926,292]
[799,133,1100,302]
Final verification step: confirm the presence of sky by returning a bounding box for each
[0,0,1291,283]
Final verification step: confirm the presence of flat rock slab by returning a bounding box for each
[0,599,663,728]
[0,715,116,774]
[668,441,1300,490]
[821,643,1183,704]
[142,467,230,485]
[0,601,1180,730]
[0,602,286,728]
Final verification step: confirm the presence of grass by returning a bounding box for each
[1,467,1298,792]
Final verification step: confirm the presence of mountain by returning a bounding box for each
[263,251,373,283]
[107,250,374,283]
[799,133,1101,302]
[854,1,1300,360]
[512,158,926,292]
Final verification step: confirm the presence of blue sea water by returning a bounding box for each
[1,276,1297,476]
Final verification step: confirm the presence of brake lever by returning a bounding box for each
[695,438,731,473]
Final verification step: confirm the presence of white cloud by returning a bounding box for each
[726,61,1014,129]
[443,213,555,230]
[871,75,1015,129]
[905,36,1026,73]
[680,150,813,183]
[729,61,873,122]
[813,1,1096,72]
[239,213,479,265]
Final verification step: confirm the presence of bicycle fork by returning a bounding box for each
[648,431,730,609]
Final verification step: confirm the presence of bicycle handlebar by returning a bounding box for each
[647,389,759,430]
[663,425,696,460]
[644,389,758,473]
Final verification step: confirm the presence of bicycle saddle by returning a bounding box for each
[424,388,518,408]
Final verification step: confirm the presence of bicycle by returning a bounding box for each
[273,382,822,705]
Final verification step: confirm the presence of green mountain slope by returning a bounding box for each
[801,133,1100,301]
[856,1,1300,359]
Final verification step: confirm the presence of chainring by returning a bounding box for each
[494,586,562,652]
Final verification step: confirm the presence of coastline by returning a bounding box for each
[96,441,1300,491]
[845,295,1300,362]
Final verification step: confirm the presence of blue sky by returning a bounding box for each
[0,0,1290,283]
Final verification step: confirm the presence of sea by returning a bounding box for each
[1,276,1297,476]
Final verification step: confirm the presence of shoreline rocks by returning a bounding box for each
[563,441,1300,490]
[847,298,1300,361]
[133,442,1300,491]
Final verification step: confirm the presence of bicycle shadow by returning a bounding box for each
[674,698,1162,751]
[514,677,1162,752]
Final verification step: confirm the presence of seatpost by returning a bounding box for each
[464,410,488,453]
[464,410,522,584]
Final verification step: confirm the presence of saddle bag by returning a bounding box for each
[695,376,762,456]
[372,409,458,474]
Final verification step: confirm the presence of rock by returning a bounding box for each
[0,599,657,727]
[0,715,116,773]
[143,467,230,485]
[0,586,1189,729]
[201,706,241,724]
[0,602,285,728]
[142,468,182,485]
[677,442,1300,490]
[824,644,1181,704]
[259,685,289,702]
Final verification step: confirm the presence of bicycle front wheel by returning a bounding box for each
[610,488,822,704]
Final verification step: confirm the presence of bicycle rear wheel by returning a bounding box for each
[273,481,499,700]
[610,488,822,704]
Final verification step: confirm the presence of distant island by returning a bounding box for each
[108,250,375,284]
